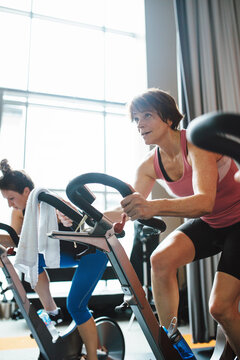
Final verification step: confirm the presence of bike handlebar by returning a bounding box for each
[38,192,84,226]
[187,112,240,164]
[38,191,125,237]
[66,172,166,232]
[0,223,19,246]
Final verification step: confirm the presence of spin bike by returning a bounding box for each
[187,111,240,360]
[0,195,125,360]
[47,172,185,360]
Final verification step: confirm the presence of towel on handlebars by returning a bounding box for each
[15,187,59,289]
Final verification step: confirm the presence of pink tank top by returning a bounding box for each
[154,129,240,228]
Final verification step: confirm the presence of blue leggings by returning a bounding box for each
[38,250,108,325]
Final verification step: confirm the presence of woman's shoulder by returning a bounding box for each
[138,147,155,167]
[136,148,157,178]
[11,209,24,226]
[12,208,24,218]
[187,139,221,167]
[11,209,24,234]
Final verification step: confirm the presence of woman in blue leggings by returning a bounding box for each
[0,159,108,360]
[39,249,108,359]
[38,249,107,329]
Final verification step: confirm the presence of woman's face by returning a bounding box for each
[1,187,30,210]
[132,110,170,145]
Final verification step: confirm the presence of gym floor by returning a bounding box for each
[0,256,215,360]
[0,311,215,360]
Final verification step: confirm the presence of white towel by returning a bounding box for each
[15,187,60,289]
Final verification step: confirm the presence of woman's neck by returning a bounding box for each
[157,129,181,159]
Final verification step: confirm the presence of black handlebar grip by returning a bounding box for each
[187,112,240,164]
[66,172,166,232]
[0,223,19,246]
[38,192,84,225]
[137,218,166,232]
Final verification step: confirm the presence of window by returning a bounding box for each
[0,1,147,231]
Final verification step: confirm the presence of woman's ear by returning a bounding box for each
[167,119,173,127]
[23,187,31,197]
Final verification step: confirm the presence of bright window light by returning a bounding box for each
[0,1,147,244]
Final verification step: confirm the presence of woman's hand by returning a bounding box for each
[56,210,73,227]
[56,199,78,227]
[121,192,154,221]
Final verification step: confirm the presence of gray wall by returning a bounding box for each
[145,0,183,239]
[145,0,178,98]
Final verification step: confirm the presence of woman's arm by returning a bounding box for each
[121,144,219,220]
[0,233,15,248]
[104,152,156,222]
[11,209,24,234]
[0,209,22,247]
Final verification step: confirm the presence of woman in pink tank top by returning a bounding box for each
[120,88,240,358]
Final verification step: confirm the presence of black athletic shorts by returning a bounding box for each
[177,218,240,280]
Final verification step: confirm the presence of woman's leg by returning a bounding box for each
[77,317,99,360]
[151,230,195,329]
[34,270,58,311]
[65,250,108,360]
[209,224,240,357]
[35,255,58,312]
[209,272,240,357]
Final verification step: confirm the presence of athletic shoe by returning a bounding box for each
[48,307,63,326]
